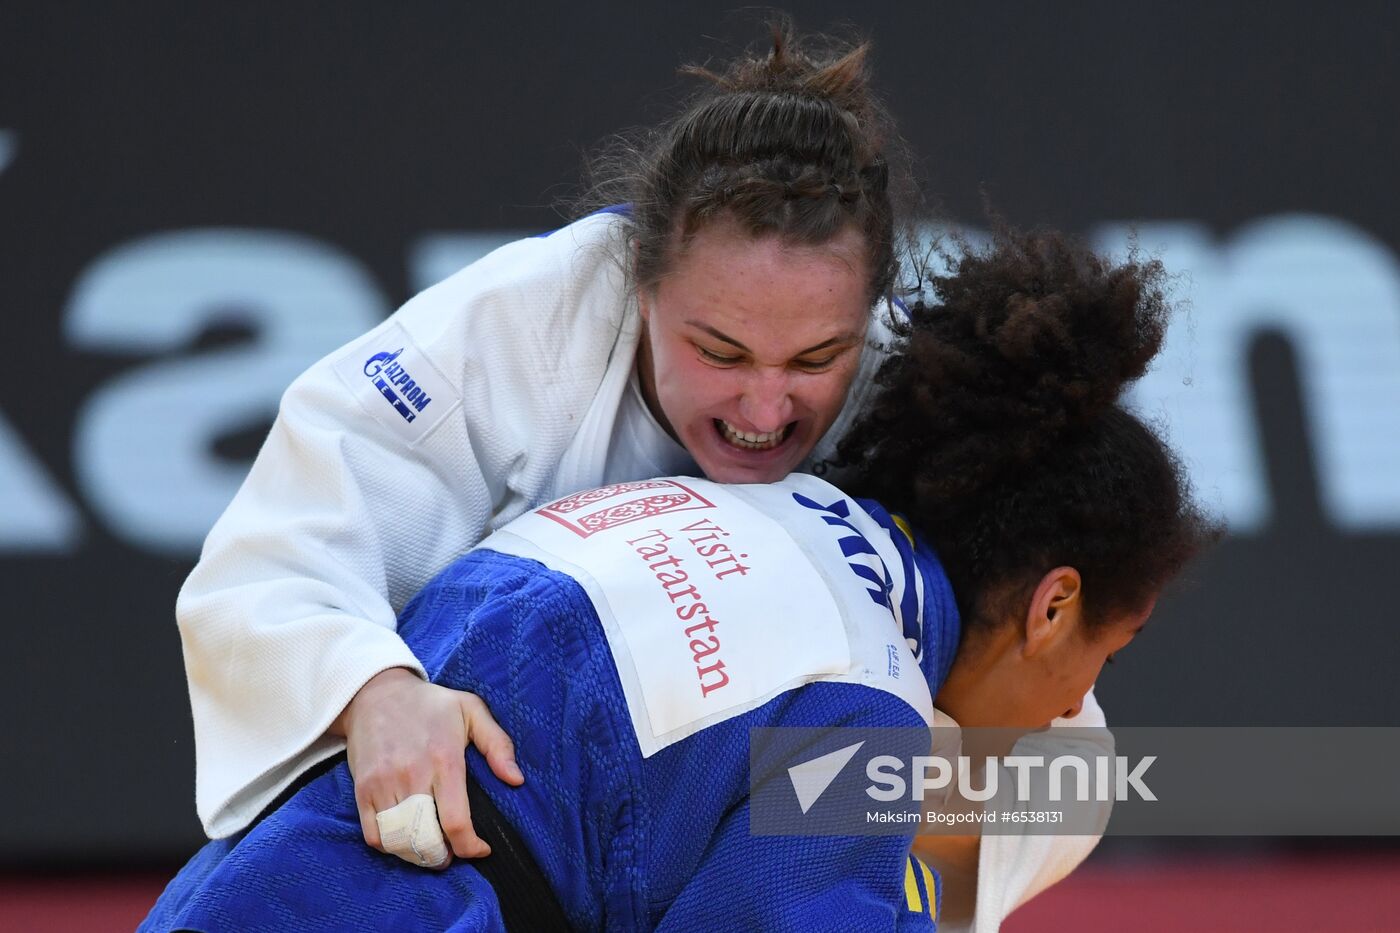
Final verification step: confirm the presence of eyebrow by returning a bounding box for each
[685,321,861,357]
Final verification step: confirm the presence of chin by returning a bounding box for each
[695,457,799,486]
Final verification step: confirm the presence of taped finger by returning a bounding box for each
[375,793,451,869]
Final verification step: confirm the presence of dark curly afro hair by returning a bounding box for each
[837,227,1221,632]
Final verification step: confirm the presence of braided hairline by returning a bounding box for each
[687,161,868,213]
[674,150,893,297]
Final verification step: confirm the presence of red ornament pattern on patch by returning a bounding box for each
[544,480,675,514]
[539,480,716,538]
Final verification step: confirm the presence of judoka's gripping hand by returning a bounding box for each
[332,668,525,865]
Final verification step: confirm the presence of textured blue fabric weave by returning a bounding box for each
[146,513,956,932]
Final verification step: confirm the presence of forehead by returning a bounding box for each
[653,221,871,343]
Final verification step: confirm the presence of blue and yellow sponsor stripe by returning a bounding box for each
[903,854,939,921]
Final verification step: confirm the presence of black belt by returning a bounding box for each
[260,754,572,931]
[465,773,572,932]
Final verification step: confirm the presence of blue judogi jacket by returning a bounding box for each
[144,479,959,932]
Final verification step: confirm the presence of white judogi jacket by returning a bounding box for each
[176,210,1106,930]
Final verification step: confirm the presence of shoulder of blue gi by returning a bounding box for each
[855,498,961,694]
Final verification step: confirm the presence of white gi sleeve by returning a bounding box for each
[177,214,632,838]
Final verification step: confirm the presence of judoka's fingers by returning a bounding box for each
[459,693,524,787]
[375,794,451,869]
[355,770,425,855]
[338,670,472,858]
[433,758,490,860]
[356,786,386,853]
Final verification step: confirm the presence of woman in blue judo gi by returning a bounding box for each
[144,227,1218,931]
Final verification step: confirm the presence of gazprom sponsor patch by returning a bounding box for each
[332,322,459,444]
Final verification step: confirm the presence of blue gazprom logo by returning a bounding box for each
[363,348,433,423]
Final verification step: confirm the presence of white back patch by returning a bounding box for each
[483,478,854,756]
[482,476,935,756]
[332,322,459,445]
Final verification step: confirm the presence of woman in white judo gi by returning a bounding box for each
[178,24,910,852]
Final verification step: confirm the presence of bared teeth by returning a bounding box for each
[718,420,786,450]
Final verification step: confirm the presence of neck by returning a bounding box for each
[634,325,677,439]
[933,625,1017,728]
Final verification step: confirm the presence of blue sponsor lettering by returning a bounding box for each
[364,348,402,378]
[794,492,922,659]
[362,348,432,422]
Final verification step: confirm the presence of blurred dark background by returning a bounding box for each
[1,1,1397,927]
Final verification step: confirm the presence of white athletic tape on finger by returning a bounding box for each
[375,793,451,868]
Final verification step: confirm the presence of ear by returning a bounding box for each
[1022,567,1082,658]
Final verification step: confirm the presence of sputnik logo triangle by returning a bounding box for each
[788,741,865,814]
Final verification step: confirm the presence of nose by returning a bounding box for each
[737,368,795,433]
[1061,698,1084,721]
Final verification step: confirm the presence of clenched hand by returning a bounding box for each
[330,668,524,866]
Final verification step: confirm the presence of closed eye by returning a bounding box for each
[697,345,741,365]
[792,354,840,371]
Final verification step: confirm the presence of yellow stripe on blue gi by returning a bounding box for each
[891,513,916,547]
[903,854,939,920]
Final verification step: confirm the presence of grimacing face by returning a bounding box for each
[636,216,872,484]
